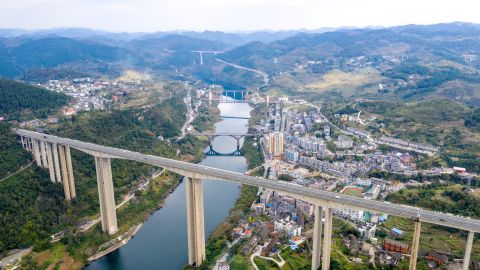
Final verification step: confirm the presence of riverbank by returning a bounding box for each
[87,224,142,262]
[184,105,265,270]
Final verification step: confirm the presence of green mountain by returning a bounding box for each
[128,34,227,54]
[0,37,139,78]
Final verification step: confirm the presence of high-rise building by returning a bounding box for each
[268,132,284,158]
[284,148,299,162]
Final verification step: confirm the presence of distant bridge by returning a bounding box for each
[13,128,480,270]
[221,116,250,120]
[205,89,275,105]
[191,50,225,65]
[191,133,259,156]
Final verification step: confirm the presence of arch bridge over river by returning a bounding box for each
[191,133,259,156]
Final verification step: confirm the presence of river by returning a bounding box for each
[85,101,252,270]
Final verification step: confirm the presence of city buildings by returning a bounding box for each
[268,132,284,158]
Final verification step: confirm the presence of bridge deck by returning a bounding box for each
[14,128,480,233]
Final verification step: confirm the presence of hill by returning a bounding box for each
[0,78,69,119]
[0,37,139,78]
[213,23,480,103]
[128,34,227,54]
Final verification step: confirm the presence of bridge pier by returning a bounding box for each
[95,156,118,235]
[311,205,323,270]
[322,207,333,270]
[40,141,48,168]
[58,145,71,201]
[20,136,26,149]
[46,142,56,182]
[409,220,422,270]
[52,143,62,183]
[32,139,42,167]
[186,177,205,266]
[58,145,76,199]
[463,231,475,270]
[29,138,34,151]
[65,146,76,198]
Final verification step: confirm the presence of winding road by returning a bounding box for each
[0,160,34,183]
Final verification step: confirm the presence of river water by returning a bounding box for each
[85,101,252,270]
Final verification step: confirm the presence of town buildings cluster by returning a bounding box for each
[230,97,475,269]
[40,78,140,115]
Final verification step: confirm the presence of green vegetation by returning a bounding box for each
[230,253,254,270]
[0,167,67,253]
[384,184,480,259]
[191,103,220,132]
[241,137,264,170]
[54,96,187,147]
[386,183,480,218]
[278,174,294,182]
[253,257,280,270]
[0,122,68,253]
[384,65,480,99]
[0,122,31,179]
[465,108,480,130]
[0,78,69,120]
[280,248,310,270]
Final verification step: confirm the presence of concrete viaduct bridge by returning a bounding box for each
[13,128,480,270]
[191,133,259,156]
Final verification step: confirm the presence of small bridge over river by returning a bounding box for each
[191,133,259,156]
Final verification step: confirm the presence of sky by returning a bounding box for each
[1,0,480,32]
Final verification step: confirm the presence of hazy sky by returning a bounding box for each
[1,0,479,32]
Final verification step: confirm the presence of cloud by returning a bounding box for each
[0,0,479,32]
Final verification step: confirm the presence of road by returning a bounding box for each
[0,161,34,182]
[14,129,480,233]
[177,87,198,141]
[215,58,269,85]
[0,248,31,268]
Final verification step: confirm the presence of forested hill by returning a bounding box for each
[0,78,69,119]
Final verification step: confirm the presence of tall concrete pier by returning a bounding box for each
[58,145,72,201]
[186,177,206,266]
[32,139,42,166]
[463,231,475,270]
[52,143,62,183]
[322,208,333,270]
[311,205,323,270]
[409,220,422,269]
[46,142,55,182]
[95,156,118,235]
